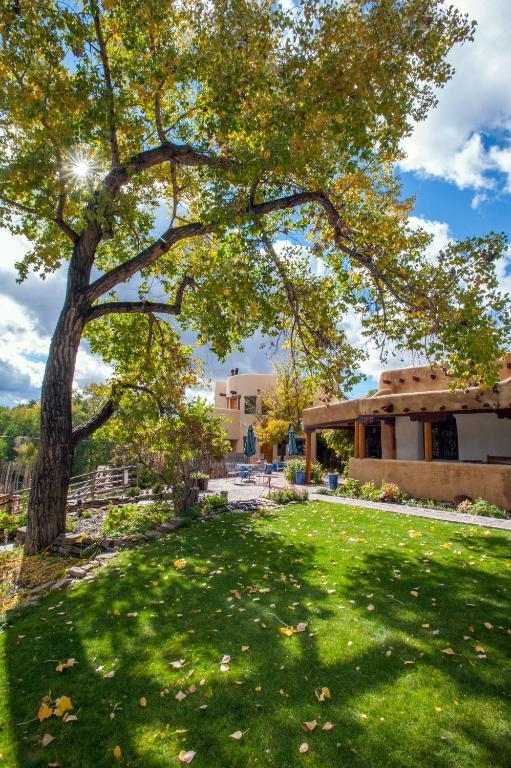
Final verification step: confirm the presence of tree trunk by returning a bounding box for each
[24,230,98,555]
[24,305,85,554]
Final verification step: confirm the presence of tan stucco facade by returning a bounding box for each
[349,458,511,509]
[303,359,511,507]
[213,370,316,461]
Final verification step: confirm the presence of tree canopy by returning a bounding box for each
[255,361,316,447]
[2,0,509,396]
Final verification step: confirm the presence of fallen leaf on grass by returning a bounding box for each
[410,591,419,598]
[63,713,78,722]
[303,721,317,732]
[484,622,493,630]
[126,612,138,618]
[38,703,53,722]
[171,660,186,669]
[55,658,76,673]
[279,626,296,637]
[104,671,115,679]
[322,722,334,731]
[54,696,73,717]
[175,690,187,702]
[113,745,121,760]
[299,743,309,753]
[230,730,245,740]
[241,646,249,652]
[296,622,308,632]
[174,559,187,570]
[441,648,455,655]
[41,733,54,747]
[178,750,196,763]
[315,686,331,702]
[367,604,375,612]
[139,697,147,708]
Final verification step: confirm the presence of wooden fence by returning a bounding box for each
[0,464,131,518]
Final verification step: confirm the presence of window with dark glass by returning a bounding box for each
[244,395,257,415]
[431,417,458,460]
[365,425,382,458]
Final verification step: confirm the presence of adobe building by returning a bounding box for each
[302,360,511,508]
[213,368,317,463]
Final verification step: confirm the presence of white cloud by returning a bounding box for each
[0,230,113,403]
[408,215,451,259]
[401,0,511,194]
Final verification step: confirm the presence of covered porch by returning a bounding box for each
[302,366,511,509]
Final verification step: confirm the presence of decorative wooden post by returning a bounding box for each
[354,423,359,458]
[305,431,312,484]
[380,419,396,460]
[358,423,366,459]
[423,422,433,462]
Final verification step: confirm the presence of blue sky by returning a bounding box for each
[0,0,510,405]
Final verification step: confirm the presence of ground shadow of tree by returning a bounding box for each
[2,509,511,767]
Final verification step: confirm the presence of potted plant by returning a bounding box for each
[327,472,339,491]
[294,468,306,485]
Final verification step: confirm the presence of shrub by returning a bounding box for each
[463,498,508,519]
[0,511,26,536]
[102,501,173,536]
[380,482,401,502]
[284,459,323,485]
[359,481,381,501]
[200,493,228,515]
[125,485,141,498]
[268,487,309,504]
[339,477,361,497]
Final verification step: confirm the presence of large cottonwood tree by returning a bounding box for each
[1,0,509,553]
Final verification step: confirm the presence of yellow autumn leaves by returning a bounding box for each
[38,695,73,723]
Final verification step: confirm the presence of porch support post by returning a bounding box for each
[305,431,312,484]
[423,421,433,462]
[354,423,359,458]
[380,418,396,460]
[358,423,366,459]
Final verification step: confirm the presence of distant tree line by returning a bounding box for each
[0,389,116,476]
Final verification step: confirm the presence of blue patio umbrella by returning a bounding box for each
[287,425,299,455]
[244,425,256,458]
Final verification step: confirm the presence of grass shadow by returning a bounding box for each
[1,504,510,767]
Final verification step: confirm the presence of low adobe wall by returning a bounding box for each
[348,458,511,509]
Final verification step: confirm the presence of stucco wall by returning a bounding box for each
[455,413,511,462]
[395,418,424,460]
[348,458,511,508]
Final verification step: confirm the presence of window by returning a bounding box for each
[244,395,257,415]
[432,417,458,460]
[365,425,382,459]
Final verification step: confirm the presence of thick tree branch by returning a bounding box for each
[86,190,317,302]
[102,141,235,197]
[71,397,116,446]
[315,193,416,304]
[92,3,120,167]
[86,275,194,322]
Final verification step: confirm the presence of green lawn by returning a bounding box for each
[1,502,510,768]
